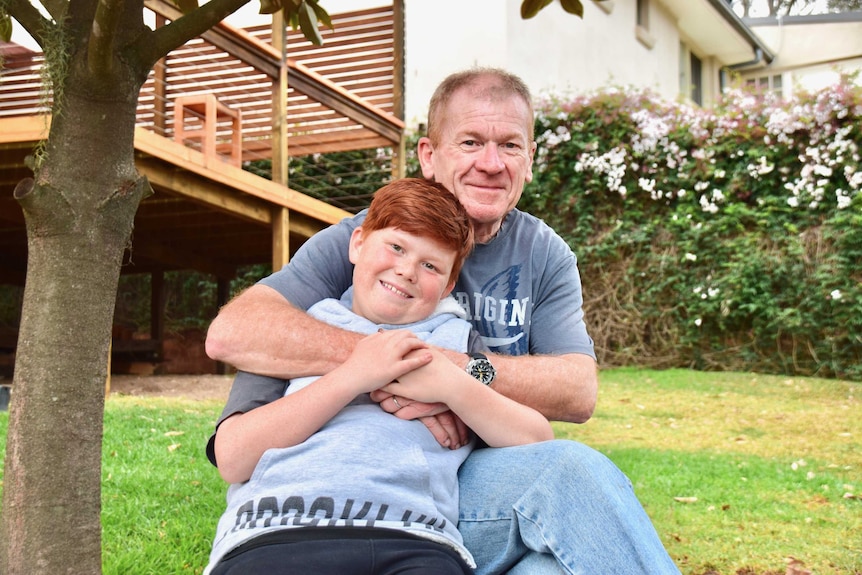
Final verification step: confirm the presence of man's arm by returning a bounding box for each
[486,352,597,423]
[205,284,363,379]
[396,350,597,424]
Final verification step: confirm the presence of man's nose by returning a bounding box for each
[476,144,505,173]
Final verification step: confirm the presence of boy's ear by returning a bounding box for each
[348,227,364,264]
[441,279,456,299]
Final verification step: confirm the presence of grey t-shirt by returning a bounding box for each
[262,207,595,358]
[206,207,595,464]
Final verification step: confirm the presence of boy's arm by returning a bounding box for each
[214,330,433,484]
[382,350,554,447]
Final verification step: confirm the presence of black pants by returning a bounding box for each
[211,530,473,575]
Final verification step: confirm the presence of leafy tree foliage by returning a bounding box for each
[827,0,862,10]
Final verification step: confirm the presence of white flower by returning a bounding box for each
[685,253,697,262]
[831,290,842,300]
[694,318,702,327]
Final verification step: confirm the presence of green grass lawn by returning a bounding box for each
[553,368,861,575]
[0,368,859,574]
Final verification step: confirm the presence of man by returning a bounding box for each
[206,67,680,574]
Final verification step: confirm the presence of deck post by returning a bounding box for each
[272,207,291,272]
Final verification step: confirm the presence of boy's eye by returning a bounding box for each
[391,244,404,252]
[422,262,437,271]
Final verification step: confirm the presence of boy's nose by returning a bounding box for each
[395,261,417,282]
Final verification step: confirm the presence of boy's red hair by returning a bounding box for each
[363,178,474,284]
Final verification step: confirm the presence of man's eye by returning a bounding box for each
[462,140,478,147]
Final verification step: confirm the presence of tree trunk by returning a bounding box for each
[0,82,150,573]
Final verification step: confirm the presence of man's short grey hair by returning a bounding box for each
[426,67,534,144]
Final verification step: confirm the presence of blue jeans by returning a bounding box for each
[457,440,681,575]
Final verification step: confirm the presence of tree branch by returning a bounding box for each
[5,0,55,48]
[134,0,250,68]
[39,0,69,22]
[87,0,124,75]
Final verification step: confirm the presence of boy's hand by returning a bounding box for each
[370,348,472,448]
[340,330,431,394]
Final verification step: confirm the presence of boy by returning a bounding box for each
[204,178,553,575]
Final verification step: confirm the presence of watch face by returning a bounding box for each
[468,358,495,385]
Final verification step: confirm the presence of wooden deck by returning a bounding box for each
[0,3,404,285]
[0,4,404,368]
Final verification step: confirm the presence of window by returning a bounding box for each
[690,52,703,105]
[746,74,784,98]
[636,0,655,49]
[679,42,703,106]
[636,0,649,28]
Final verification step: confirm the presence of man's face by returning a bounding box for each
[418,86,536,243]
[348,226,456,325]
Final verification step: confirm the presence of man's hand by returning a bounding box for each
[370,389,470,449]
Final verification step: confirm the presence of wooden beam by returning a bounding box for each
[150,270,165,357]
[133,127,348,225]
[0,115,49,144]
[143,1,402,146]
[130,240,236,279]
[271,13,289,188]
[392,0,406,180]
[144,0,282,77]
[272,206,290,272]
[135,157,272,224]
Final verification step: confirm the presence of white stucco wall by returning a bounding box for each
[402,0,686,127]
[747,19,862,95]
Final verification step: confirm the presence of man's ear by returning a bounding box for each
[348,227,364,264]
[525,140,537,183]
[417,137,436,180]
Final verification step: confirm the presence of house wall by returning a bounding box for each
[744,16,862,96]
[402,0,690,126]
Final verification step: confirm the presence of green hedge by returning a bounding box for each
[517,78,862,379]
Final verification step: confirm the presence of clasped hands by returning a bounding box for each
[352,329,470,449]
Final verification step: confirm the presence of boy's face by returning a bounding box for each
[348,226,457,325]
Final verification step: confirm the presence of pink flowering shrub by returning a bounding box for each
[520,77,862,379]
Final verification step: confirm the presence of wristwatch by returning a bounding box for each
[465,353,496,386]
